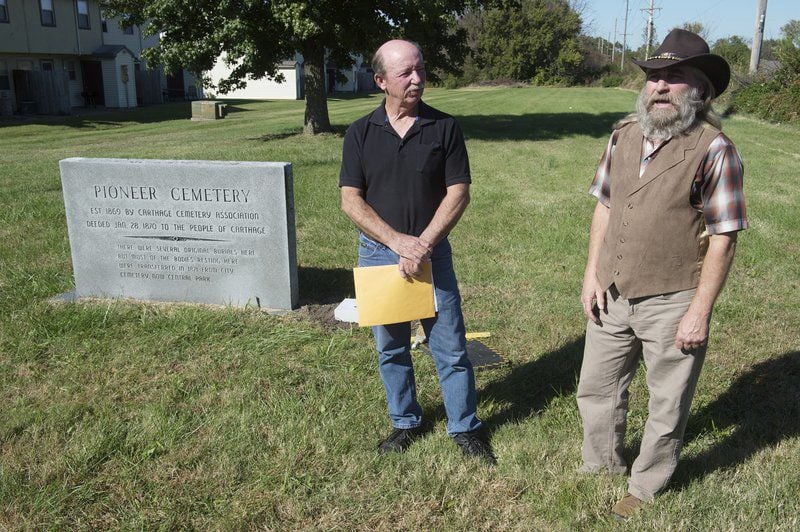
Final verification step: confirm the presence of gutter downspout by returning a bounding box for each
[138,24,143,60]
[73,0,81,55]
[22,1,31,52]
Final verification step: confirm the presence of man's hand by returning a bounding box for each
[398,256,425,279]
[674,232,738,351]
[390,234,432,263]
[674,307,710,351]
[581,202,610,325]
[581,276,606,324]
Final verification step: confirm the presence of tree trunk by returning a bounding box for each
[302,44,331,135]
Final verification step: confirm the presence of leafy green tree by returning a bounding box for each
[475,0,583,83]
[574,34,615,82]
[678,22,709,41]
[639,21,657,58]
[101,1,471,134]
[780,20,800,47]
[760,39,780,61]
[731,19,800,124]
[775,20,800,84]
[455,5,484,85]
[712,36,750,72]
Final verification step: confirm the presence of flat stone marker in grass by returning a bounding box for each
[59,158,298,310]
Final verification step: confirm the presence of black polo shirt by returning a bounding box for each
[339,100,471,237]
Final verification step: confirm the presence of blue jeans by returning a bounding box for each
[358,233,481,435]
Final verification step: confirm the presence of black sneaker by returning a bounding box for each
[452,430,497,465]
[378,427,423,454]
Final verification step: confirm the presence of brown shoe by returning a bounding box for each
[611,493,643,520]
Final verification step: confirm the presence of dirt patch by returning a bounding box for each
[295,303,355,332]
[294,305,427,338]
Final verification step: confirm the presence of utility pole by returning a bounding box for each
[641,0,662,58]
[749,0,768,74]
[621,0,629,70]
[612,19,617,64]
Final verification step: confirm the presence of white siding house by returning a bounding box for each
[101,16,202,102]
[208,54,303,100]
[96,45,135,108]
[206,53,374,101]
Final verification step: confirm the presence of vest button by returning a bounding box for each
[619,237,625,243]
[627,203,633,209]
[614,270,620,276]
[623,221,629,227]
[617,254,623,259]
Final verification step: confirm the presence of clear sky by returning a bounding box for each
[582,0,797,48]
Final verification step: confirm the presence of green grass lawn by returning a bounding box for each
[1,87,798,529]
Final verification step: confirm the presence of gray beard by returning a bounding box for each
[636,86,704,141]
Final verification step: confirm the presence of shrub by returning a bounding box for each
[600,75,623,87]
[730,79,800,123]
[730,20,800,123]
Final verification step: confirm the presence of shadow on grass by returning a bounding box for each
[458,112,624,142]
[466,336,585,435]
[0,102,193,129]
[326,92,382,101]
[669,350,800,489]
[244,111,621,144]
[247,124,348,142]
[297,266,354,306]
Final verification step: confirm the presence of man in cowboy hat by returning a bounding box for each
[576,29,748,518]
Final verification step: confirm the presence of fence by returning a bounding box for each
[135,69,163,105]
[15,70,71,115]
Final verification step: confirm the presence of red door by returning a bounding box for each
[80,61,104,106]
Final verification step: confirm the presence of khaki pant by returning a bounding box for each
[576,285,706,500]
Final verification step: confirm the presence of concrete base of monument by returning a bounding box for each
[50,291,79,303]
[48,291,296,316]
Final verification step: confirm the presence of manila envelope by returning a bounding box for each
[353,263,436,327]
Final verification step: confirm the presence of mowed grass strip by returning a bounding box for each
[0,87,798,529]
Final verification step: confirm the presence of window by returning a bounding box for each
[102,18,107,32]
[121,15,134,34]
[39,0,55,26]
[76,0,89,29]
[41,60,54,72]
[0,0,9,23]
[0,61,9,91]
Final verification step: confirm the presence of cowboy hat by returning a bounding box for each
[632,28,730,97]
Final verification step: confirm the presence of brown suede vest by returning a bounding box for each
[596,122,720,299]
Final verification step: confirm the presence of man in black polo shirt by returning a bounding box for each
[340,39,494,464]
